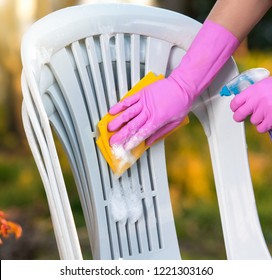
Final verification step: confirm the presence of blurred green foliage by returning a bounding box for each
[158,0,272,50]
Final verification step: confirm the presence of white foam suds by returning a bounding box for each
[123,181,143,224]
[111,144,136,173]
[109,178,144,224]
[109,182,128,223]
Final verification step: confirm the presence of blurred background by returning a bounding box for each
[0,0,272,259]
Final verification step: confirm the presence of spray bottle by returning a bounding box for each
[219,68,272,138]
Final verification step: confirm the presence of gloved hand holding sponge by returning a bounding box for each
[108,20,240,150]
[97,19,272,176]
[108,19,272,150]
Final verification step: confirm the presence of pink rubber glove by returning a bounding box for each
[230,77,272,133]
[108,20,240,150]
[109,78,190,150]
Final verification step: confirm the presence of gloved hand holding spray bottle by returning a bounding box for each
[220,68,272,139]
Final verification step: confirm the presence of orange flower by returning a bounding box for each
[0,211,22,245]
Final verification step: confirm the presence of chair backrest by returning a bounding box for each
[21,3,271,260]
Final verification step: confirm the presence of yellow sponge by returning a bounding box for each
[96,72,189,177]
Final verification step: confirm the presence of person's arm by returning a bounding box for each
[209,0,272,135]
[108,0,272,150]
[208,0,272,41]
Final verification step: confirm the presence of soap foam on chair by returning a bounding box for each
[109,178,143,224]
[111,144,136,175]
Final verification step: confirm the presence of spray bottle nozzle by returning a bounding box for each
[220,68,270,96]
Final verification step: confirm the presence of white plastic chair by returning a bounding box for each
[21,3,271,260]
